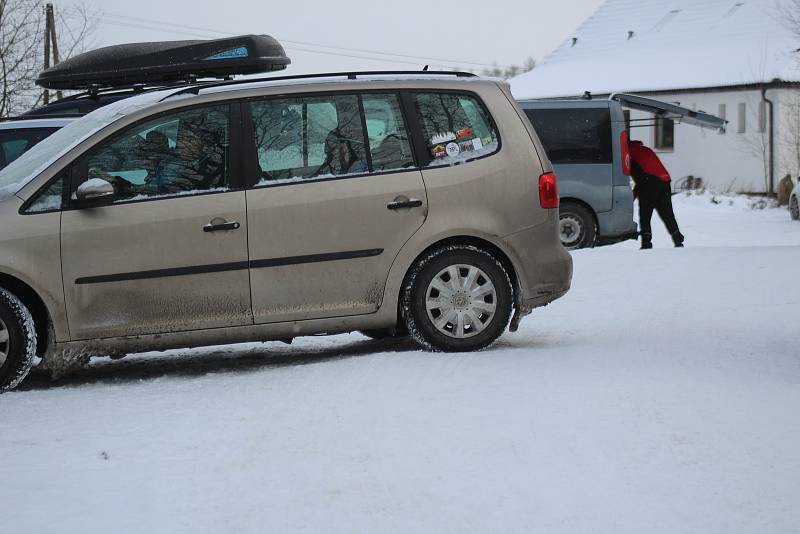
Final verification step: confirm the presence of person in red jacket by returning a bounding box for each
[629,140,684,249]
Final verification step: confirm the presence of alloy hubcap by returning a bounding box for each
[559,215,583,246]
[425,264,497,339]
[0,316,8,368]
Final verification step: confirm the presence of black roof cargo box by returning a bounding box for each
[37,34,290,90]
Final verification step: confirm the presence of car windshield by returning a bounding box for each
[0,89,173,202]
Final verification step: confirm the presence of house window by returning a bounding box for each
[758,101,767,133]
[737,102,746,133]
[718,104,726,135]
[654,116,674,150]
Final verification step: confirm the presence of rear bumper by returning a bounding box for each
[502,221,573,309]
[596,184,636,239]
[524,287,570,310]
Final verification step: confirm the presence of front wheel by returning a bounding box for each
[0,289,37,392]
[790,196,799,220]
[401,245,513,352]
[558,202,596,249]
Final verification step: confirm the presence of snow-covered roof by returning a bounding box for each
[510,0,800,99]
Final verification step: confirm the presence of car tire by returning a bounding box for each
[401,245,513,352]
[0,288,37,393]
[791,196,800,221]
[558,202,596,249]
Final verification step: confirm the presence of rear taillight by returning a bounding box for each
[539,172,559,209]
[621,130,632,176]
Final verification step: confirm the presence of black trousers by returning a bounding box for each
[638,177,683,244]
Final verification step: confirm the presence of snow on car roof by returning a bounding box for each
[0,117,76,130]
[510,0,800,99]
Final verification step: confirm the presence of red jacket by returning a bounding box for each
[629,141,671,182]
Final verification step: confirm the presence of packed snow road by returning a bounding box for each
[2,193,799,534]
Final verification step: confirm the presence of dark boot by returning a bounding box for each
[640,233,652,249]
[671,231,685,248]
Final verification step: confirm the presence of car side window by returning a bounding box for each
[79,105,230,203]
[25,174,65,213]
[251,94,368,186]
[362,94,415,171]
[413,92,499,167]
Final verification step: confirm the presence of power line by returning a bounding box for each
[78,9,516,71]
[101,11,514,69]
[94,17,458,70]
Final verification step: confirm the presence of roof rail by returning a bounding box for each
[46,81,195,105]
[160,70,478,102]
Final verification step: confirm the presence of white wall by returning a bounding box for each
[628,89,774,193]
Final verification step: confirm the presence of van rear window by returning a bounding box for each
[524,108,612,164]
[413,93,499,167]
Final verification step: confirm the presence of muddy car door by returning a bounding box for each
[244,92,427,323]
[60,103,253,340]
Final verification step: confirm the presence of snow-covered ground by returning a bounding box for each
[2,194,799,534]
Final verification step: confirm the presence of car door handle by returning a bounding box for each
[203,221,241,232]
[387,197,423,210]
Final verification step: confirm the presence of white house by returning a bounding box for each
[510,0,800,193]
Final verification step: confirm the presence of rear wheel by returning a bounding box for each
[0,288,36,392]
[402,245,513,352]
[791,196,799,220]
[559,202,596,249]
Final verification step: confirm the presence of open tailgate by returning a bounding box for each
[611,93,726,131]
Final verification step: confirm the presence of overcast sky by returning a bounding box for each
[62,0,605,75]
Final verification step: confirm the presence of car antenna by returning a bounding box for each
[422,65,429,71]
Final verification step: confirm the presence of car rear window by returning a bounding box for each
[523,108,612,164]
[413,92,499,167]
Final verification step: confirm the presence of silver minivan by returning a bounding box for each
[0,72,572,391]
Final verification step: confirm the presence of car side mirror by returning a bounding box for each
[74,178,115,208]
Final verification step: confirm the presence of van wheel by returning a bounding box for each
[559,202,596,249]
[401,245,513,352]
[790,196,799,220]
[0,288,37,392]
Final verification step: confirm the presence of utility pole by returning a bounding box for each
[43,4,51,105]
[42,3,62,105]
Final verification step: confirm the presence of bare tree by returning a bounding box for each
[738,96,771,192]
[780,92,800,179]
[776,0,800,35]
[0,1,96,118]
[481,57,536,79]
[736,47,774,192]
[777,0,800,181]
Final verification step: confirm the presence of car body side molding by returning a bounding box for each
[75,248,384,285]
